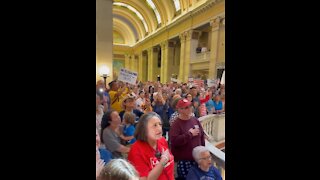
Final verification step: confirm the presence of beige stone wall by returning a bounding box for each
[113,0,225,82]
[96,0,113,82]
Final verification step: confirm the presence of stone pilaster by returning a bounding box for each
[178,32,186,82]
[209,16,222,79]
[183,30,192,82]
[138,52,143,81]
[160,40,169,83]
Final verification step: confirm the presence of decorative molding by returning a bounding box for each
[210,14,225,32]
[179,32,186,42]
[191,0,219,17]
[190,59,210,64]
[160,40,168,49]
[133,0,224,48]
[186,30,192,40]
[113,54,125,59]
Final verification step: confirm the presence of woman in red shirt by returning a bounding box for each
[128,112,174,180]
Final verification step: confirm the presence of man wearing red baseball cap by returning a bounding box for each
[169,98,205,180]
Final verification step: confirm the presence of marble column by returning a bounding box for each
[160,40,169,83]
[138,52,143,81]
[124,54,130,70]
[178,33,186,82]
[96,0,113,81]
[147,48,155,81]
[183,30,192,82]
[209,16,222,79]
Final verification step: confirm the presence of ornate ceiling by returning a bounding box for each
[113,0,210,46]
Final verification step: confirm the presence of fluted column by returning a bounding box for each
[133,56,138,73]
[167,41,176,83]
[209,16,223,79]
[96,0,113,81]
[160,40,169,83]
[138,52,143,81]
[152,48,160,81]
[134,55,139,72]
[142,51,148,82]
[124,54,130,70]
[147,48,154,81]
[183,30,192,82]
[178,33,186,82]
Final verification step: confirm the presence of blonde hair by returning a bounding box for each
[123,112,136,125]
[98,159,139,180]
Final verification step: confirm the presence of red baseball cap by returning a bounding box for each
[176,99,192,109]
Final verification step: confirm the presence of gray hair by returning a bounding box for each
[134,112,162,142]
[192,146,209,162]
[99,159,139,180]
[175,88,182,95]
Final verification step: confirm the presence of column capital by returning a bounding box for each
[210,16,223,31]
[185,30,193,40]
[160,40,168,49]
[179,33,186,42]
[179,30,193,42]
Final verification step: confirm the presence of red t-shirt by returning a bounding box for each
[128,137,174,180]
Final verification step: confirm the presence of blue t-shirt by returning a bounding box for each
[123,124,136,144]
[213,101,223,111]
[98,148,112,164]
[206,99,215,112]
[186,165,222,180]
[119,109,144,123]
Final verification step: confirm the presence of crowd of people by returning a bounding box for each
[96,79,224,180]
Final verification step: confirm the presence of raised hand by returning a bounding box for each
[96,159,105,178]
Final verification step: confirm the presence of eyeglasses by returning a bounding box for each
[199,156,212,161]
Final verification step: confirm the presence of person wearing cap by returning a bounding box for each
[119,94,144,123]
[169,98,205,180]
[169,97,195,126]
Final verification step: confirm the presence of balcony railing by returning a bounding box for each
[199,113,225,143]
[200,114,225,179]
[206,139,225,179]
[191,51,211,63]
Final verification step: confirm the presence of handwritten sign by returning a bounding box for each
[170,78,177,82]
[118,68,138,85]
[193,79,204,87]
[207,79,218,87]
